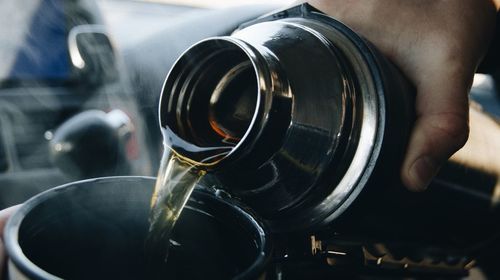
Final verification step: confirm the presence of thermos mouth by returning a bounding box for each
[159,38,272,167]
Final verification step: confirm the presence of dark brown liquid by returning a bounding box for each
[145,151,204,264]
[145,128,237,276]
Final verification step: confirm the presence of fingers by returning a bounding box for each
[0,205,20,279]
[0,205,20,235]
[401,70,471,191]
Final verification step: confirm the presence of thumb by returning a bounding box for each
[401,71,471,191]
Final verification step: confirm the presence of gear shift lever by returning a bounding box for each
[49,109,133,179]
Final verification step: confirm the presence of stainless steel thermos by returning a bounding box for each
[159,3,500,249]
[159,3,415,233]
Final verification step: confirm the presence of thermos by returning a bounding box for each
[159,3,500,253]
[159,3,414,233]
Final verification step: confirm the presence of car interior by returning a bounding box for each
[1,1,500,279]
[0,0,281,208]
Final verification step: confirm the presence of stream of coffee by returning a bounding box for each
[145,66,255,273]
[144,150,204,264]
[144,127,237,274]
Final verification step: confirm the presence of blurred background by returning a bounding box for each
[0,0,297,208]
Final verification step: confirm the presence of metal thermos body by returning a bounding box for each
[159,4,500,250]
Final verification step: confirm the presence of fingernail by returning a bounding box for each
[409,156,439,191]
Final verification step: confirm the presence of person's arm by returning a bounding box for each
[308,0,500,191]
[0,206,20,279]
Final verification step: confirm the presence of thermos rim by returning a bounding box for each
[158,37,273,168]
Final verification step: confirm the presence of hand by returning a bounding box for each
[0,205,20,279]
[308,0,500,190]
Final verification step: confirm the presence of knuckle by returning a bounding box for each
[427,112,469,150]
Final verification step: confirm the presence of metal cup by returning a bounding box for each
[4,176,272,280]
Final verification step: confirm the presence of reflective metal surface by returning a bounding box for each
[159,4,413,232]
[4,177,272,280]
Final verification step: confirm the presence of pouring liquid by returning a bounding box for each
[145,126,237,276]
[145,151,204,263]
[146,62,255,274]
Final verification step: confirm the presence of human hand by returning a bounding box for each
[308,0,500,191]
[0,205,20,279]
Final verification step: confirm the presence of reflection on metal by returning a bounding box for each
[313,240,472,276]
[327,250,347,256]
[362,246,471,276]
[159,3,414,232]
[310,235,322,256]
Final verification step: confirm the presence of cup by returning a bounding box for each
[4,176,272,280]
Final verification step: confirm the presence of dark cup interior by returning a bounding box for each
[9,177,270,280]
